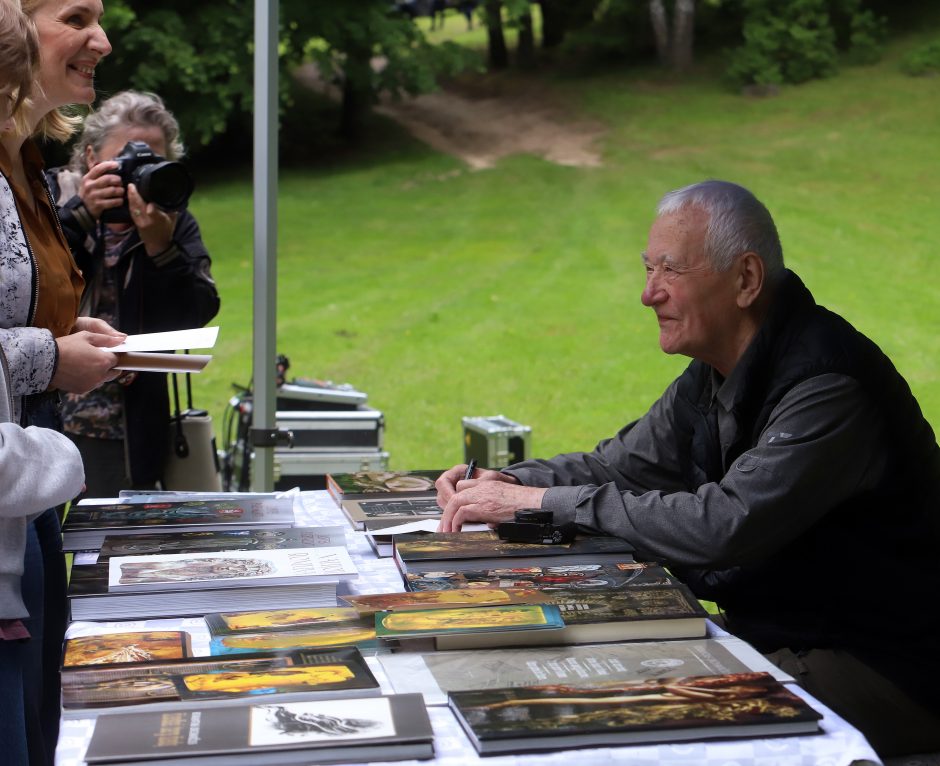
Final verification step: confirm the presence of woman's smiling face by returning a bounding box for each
[30,0,111,111]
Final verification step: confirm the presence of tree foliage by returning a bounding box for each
[98,0,474,147]
[900,37,940,77]
[726,0,886,89]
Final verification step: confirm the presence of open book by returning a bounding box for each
[111,326,218,373]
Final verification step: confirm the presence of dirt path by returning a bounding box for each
[295,63,605,170]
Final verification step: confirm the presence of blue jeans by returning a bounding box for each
[0,521,49,766]
[18,393,68,766]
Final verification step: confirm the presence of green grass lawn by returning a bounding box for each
[190,30,940,475]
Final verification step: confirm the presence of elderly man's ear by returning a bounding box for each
[735,251,765,309]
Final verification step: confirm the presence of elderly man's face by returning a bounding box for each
[641,207,741,369]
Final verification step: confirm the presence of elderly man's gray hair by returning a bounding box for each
[657,180,785,284]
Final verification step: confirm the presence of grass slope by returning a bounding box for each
[191,33,940,472]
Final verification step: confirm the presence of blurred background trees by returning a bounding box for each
[88,0,933,159]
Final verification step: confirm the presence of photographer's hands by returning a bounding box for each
[127,183,177,256]
[78,160,123,219]
[436,465,547,532]
[77,165,177,255]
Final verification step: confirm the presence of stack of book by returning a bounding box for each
[65,495,356,621]
[70,545,357,621]
[376,531,707,646]
[204,606,378,656]
[62,496,297,552]
[61,643,381,719]
[57,485,828,763]
[345,574,707,651]
[326,469,443,530]
[392,530,635,575]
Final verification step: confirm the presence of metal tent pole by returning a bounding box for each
[251,0,279,491]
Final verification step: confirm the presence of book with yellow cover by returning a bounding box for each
[62,647,379,718]
[203,601,377,661]
[342,587,553,614]
[375,604,565,650]
[63,631,192,667]
[206,607,364,636]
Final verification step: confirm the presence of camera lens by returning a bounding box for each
[133,161,194,212]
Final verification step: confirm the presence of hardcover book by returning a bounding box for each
[171,646,379,703]
[84,693,435,765]
[326,470,441,505]
[342,587,553,614]
[342,497,442,531]
[404,560,677,592]
[62,647,379,718]
[394,531,635,574]
[63,631,193,667]
[477,584,710,647]
[106,547,357,593]
[68,561,342,621]
[61,497,296,551]
[206,607,364,636]
[208,620,379,657]
[375,604,565,650]
[96,527,345,560]
[428,584,707,650]
[448,672,823,755]
[379,637,795,706]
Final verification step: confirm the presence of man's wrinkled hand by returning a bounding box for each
[439,478,547,533]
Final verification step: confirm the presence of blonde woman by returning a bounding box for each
[0,2,122,762]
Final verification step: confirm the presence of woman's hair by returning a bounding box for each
[657,179,786,285]
[0,0,39,115]
[18,0,84,141]
[69,90,185,171]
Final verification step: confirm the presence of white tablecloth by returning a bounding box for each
[56,491,883,766]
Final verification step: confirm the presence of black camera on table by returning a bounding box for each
[101,141,195,224]
[496,509,577,545]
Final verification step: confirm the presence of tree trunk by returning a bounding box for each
[649,0,670,65]
[671,0,695,72]
[517,10,535,68]
[539,0,566,49]
[485,0,509,69]
[339,47,373,141]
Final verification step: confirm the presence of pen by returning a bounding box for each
[464,459,477,481]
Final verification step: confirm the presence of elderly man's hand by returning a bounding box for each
[435,463,513,508]
[438,472,547,532]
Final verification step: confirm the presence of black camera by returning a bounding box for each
[101,140,195,224]
[496,509,577,545]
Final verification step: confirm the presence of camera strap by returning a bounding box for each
[170,352,194,459]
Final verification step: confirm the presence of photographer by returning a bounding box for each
[47,90,220,496]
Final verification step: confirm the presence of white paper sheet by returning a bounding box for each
[110,326,219,352]
[363,520,490,536]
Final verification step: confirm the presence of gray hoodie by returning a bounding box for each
[0,349,84,619]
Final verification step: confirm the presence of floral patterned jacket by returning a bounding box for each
[0,171,60,422]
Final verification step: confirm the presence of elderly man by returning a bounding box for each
[436,180,940,756]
